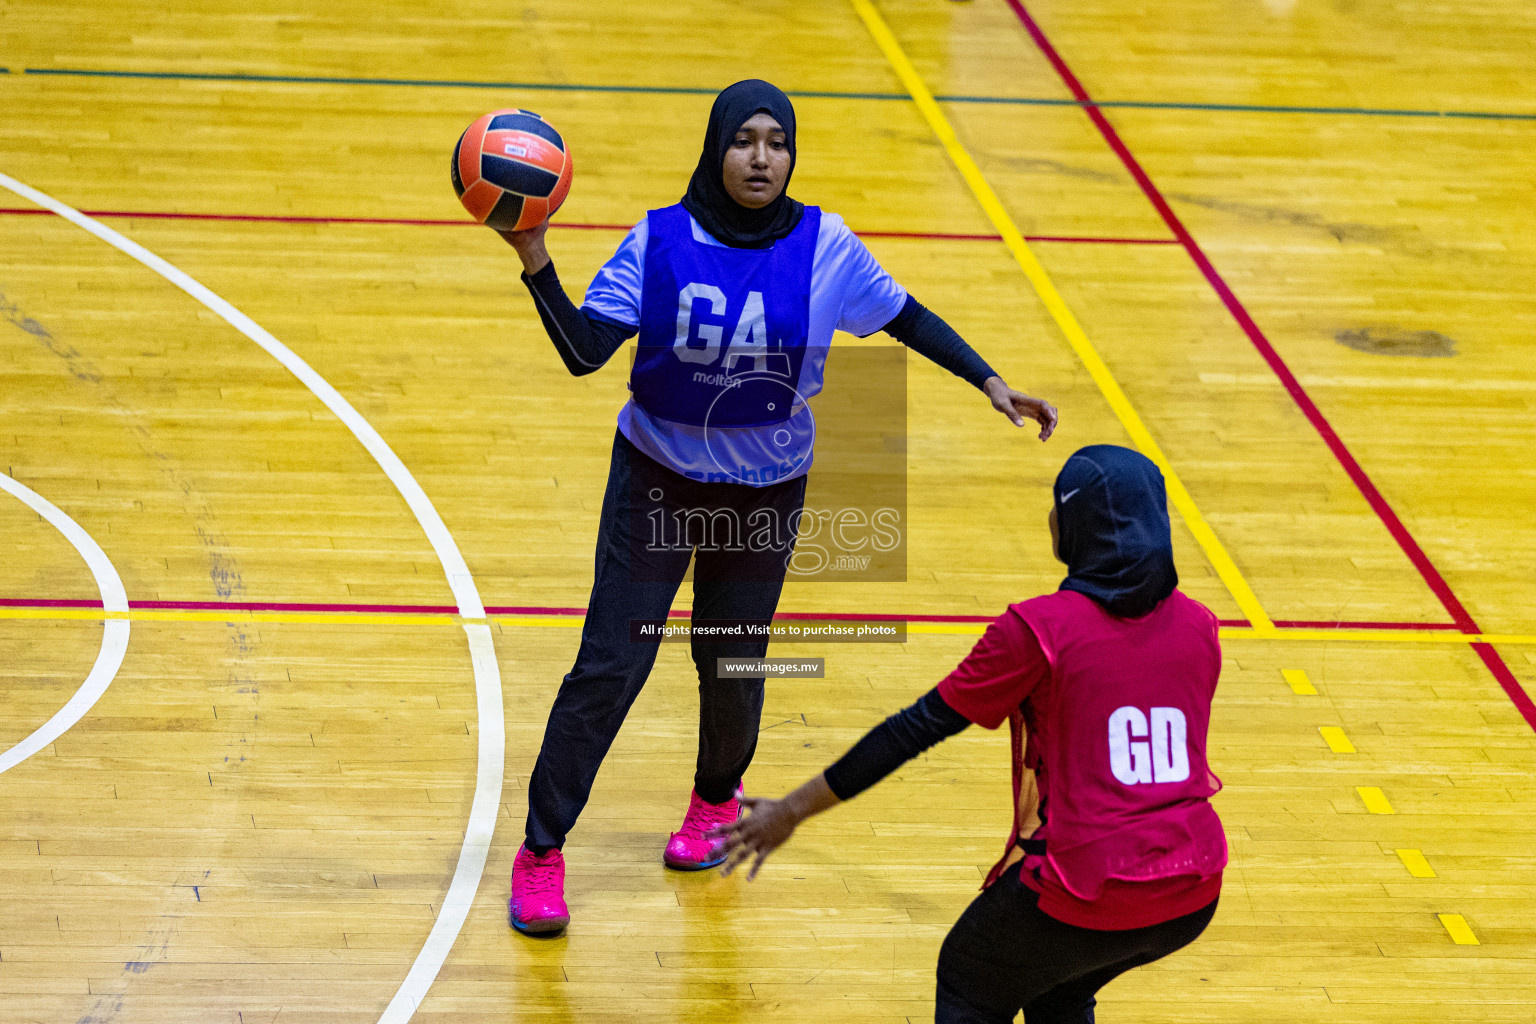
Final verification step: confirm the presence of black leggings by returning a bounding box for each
[936,866,1217,1024]
[524,431,806,851]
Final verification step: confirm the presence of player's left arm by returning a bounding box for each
[830,219,1057,440]
[882,296,1058,440]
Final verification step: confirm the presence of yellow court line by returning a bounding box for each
[919,624,1536,644]
[906,622,986,636]
[1357,786,1395,814]
[5,606,1536,644]
[1282,668,1320,694]
[7,606,1536,648]
[847,0,1275,636]
[916,622,1536,645]
[1318,725,1356,753]
[1438,914,1479,945]
[496,615,583,630]
[0,606,460,627]
[1396,849,1437,878]
[1220,626,1536,645]
[129,609,457,626]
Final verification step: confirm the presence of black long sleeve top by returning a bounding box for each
[821,687,973,801]
[520,260,999,388]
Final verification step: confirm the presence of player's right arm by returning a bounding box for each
[501,218,552,275]
[501,218,643,377]
[710,687,972,880]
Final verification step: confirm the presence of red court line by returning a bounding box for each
[0,597,461,614]
[858,228,1177,245]
[1023,234,1178,245]
[0,596,1454,630]
[0,205,523,229]
[0,205,1174,246]
[138,598,461,614]
[1268,620,1460,631]
[1002,0,1536,731]
[496,608,996,622]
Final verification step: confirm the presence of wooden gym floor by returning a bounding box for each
[3,1,1534,1021]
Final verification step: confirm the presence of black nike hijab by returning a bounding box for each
[1054,445,1179,619]
[681,79,805,249]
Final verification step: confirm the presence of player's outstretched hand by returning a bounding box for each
[709,775,841,880]
[983,376,1058,440]
[708,794,801,881]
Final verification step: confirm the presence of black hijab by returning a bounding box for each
[681,80,805,249]
[1054,445,1179,619]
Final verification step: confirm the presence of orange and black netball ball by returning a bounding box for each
[451,109,573,232]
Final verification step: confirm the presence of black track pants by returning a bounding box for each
[524,431,805,850]
[935,865,1217,1024]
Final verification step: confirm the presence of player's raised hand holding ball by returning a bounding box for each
[452,108,571,272]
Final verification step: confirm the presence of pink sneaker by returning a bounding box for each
[509,844,570,935]
[664,789,741,871]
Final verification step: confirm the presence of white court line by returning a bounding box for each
[0,171,504,1024]
[0,472,131,775]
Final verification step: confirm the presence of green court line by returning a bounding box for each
[18,67,1536,122]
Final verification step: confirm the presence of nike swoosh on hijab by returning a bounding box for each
[1053,445,1178,618]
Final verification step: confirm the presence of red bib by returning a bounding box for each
[987,590,1227,898]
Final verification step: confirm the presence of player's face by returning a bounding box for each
[1049,505,1062,563]
[722,113,791,209]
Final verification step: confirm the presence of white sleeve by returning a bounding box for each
[579,217,648,328]
[821,214,908,338]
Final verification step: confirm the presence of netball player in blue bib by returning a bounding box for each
[501,80,1058,934]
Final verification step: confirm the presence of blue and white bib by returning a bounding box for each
[583,206,909,485]
[627,203,822,484]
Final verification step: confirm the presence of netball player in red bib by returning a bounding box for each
[713,445,1226,1023]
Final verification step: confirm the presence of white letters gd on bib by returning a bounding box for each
[1108,706,1190,785]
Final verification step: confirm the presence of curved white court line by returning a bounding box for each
[0,171,504,1024]
[0,472,131,775]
